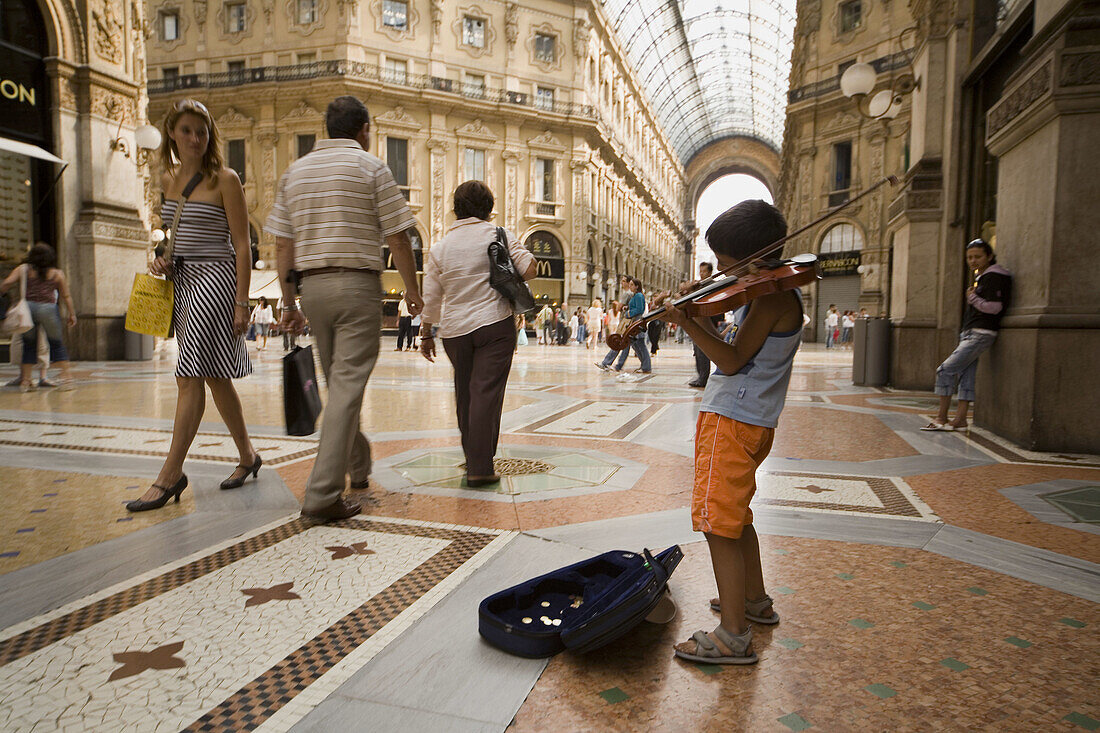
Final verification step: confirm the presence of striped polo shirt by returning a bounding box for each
[264,138,415,272]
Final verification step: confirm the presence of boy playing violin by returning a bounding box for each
[657,199,802,665]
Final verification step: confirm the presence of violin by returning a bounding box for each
[604,176,899,352]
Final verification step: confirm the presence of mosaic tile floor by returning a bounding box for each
[0,341,1097,731]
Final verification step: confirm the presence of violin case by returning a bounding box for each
[478,546,683,658]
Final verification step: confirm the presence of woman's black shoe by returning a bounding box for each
[220,455,262,490]
[126,475,188,512]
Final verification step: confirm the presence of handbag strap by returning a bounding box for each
[163,172,204,261]
[19,262,27,299]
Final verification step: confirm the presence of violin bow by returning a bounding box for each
[699,175,900,286]
[637,175,899,323]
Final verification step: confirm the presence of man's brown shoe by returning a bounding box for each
[300,497,361,523]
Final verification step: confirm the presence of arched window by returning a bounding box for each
[819,223,864,253]
[525,230,563,259]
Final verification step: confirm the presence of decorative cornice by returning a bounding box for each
[455,118,498,142]
[987,60,1052,138]
[374,105,421,131]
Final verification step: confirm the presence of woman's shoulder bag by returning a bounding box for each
[487,226,536,313]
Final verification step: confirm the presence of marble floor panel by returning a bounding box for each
[0,342,1096,731]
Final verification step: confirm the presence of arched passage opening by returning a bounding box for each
[692,173,773,274]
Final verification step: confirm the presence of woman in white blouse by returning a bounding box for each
[419,181,537,487]
[249,296,275,351]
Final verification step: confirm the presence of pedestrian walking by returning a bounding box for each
[271,95,423,522]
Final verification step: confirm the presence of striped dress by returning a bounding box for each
[161,199,251,379]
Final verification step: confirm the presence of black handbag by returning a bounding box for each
[488,226,536,312]
[283,345,323,436]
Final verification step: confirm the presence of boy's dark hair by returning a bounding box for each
[326,96,369,139]
[705,199,787,261]
[25,242,56,280]
[699,261,714,275]
[966,238,996,264]
[453,180,494,220]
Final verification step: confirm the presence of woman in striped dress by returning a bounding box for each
[127,99,262,512]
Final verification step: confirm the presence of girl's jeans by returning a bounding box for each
[934,329,996,402]
[22,302,68,364]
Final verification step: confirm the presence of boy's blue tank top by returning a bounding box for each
[699,289,803,429]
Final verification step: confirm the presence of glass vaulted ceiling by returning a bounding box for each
[601,0,797,164]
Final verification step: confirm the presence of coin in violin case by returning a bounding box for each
[478,546,683,658]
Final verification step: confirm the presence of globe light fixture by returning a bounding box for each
[110,122,164,165]
[839,27,919,122]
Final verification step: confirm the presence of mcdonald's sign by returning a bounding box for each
[533,257,564,279]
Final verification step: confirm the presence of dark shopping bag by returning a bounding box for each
[283,345,322,436]
[478,546,683,658]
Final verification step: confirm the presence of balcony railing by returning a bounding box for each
[526,200,563,220]
[149,60,596,118]
[788,50,915,104]
[398,185,423,209]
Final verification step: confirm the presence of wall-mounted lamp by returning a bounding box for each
[150,229,166,245]
[110,121,163,165]
[840,27,920,121]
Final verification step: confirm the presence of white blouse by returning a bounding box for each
[422,218,536,339]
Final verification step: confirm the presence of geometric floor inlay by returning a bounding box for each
[512,400,666,440]
[0,417,317,464]
[756,472,940,521]
[392,448,622,496]
[0,516,512,732]
[1042,486,1100,523]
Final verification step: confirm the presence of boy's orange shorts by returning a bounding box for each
[693,412,774,539]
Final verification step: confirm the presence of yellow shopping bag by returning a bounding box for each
[124,273,174,337]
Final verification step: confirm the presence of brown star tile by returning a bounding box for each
[109,641,186,681]
[326,542,376,560]
[241,582,301,608]
[795,484,834,494]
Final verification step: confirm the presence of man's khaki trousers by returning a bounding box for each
[298,271,380,512]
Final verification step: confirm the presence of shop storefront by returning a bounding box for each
[525,231,564,308]
[0,0,55,274]
[381,228,424,329]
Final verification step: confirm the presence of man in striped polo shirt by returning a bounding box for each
[268,95,422,523]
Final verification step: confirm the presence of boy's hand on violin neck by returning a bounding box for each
[651,290,673,307]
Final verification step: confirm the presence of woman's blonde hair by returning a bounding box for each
[159,98,223,187]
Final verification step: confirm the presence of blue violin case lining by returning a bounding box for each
[478,546,683,658]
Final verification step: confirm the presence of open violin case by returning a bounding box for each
[478,546,683,658]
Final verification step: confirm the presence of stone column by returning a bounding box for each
[502,150,520,233]
[256,130,278,258]
[426,138,448,242]
[980,8,1100,452]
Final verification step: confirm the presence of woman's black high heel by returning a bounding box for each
[220,454,262,490]
[126,475,188,512]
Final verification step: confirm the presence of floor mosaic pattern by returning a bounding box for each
[0,516,511,732]
[0,341,1097,731]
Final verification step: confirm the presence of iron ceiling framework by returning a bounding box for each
[601,0,796,164]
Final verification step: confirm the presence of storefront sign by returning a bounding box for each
[534,257,564,279]
[1,49,49,143]
[818,250,861,277]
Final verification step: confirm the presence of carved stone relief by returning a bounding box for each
[1060,51,1100,87]
[375,106,421,130]
[427,138,448,241]
[430,0,443,45]
[195,0,208,31]
[572,17,590,60]
[987,60,1052,138]
[570,162,586,254]
[257,130,278,213]
[454,118,498,142]
[504,2,518,46]
[92,0,124,64]
[94,88,134,123]
[503,150,519,233]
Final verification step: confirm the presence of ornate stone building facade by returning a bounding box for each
[145,0,688,312]
[1,0,155,359]
[782,0,1100,452]
[778,0,917,339]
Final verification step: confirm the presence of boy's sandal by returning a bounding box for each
[920,422,954,432]
[709,594,780,625]
[673,626,757,665]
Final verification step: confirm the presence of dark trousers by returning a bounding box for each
[396,316,414,349]
[442,316,517,476]
[693,342,710,385]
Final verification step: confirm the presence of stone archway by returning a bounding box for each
[684,135,781,226]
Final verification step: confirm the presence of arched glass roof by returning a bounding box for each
[601,0,796,164]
